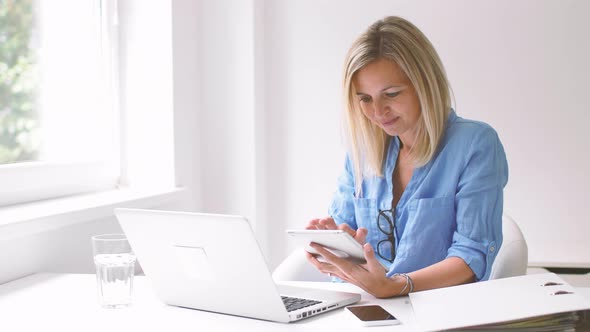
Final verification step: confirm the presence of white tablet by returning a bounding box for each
[286,229,366,264]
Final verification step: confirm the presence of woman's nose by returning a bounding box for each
[374,98,390,118]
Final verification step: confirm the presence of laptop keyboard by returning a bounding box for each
[281,296,322,312]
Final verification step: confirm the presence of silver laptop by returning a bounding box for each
[114,208,361,323]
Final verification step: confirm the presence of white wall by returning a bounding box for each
[195,0,257,223]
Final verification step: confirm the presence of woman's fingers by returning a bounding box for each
[338,223,357,238]
[355,227,368,244]
[337,224,367,245]
[306,217,336,230]
[318,217,337,229]
[308,243,387,297]
[305,218,321,230]
[362,243,385,274]
[305,250,338,276]
[309,243,390,297]
[309,243,356,271]
[309,242,338,262]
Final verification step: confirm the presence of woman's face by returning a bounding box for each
[353,58,421,144]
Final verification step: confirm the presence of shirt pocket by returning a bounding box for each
[353,198,377,231]
[399,196,455,259]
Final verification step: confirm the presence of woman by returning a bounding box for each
[305,16,508,298]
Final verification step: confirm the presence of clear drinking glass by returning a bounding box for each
[91,234,137,308]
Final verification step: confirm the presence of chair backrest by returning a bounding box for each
[488,214,528,279]
[273,214,528,282]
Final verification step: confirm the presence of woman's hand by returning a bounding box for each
[305,217,368,245]
[305,242,398,298]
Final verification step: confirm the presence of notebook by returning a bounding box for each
[409,272,590,331]
[114,208,361,323]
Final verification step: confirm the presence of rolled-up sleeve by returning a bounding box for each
[328,156,358,230]
[447,126,509,281]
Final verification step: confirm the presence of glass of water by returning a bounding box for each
[91,234,137,308]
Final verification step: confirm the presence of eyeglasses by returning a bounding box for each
[376,208,396,263]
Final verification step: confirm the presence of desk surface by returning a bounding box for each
[0,273,417,332]
[2,273,589,332]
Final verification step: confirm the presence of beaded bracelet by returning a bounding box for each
[392,273,414,295]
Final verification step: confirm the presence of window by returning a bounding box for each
[0,0,39,164]
[0,0,120,206]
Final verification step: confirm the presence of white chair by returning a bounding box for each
[488,214,528,279]
[272,214,528,282]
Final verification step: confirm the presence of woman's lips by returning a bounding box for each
[382,116,399,127]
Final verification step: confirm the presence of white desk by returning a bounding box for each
[2,273,589,332]
[0,273,417,332]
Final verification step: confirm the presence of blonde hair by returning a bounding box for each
[342,16,452,195]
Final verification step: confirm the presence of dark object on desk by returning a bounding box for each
[545,267,590,275]
[346,305,400,327]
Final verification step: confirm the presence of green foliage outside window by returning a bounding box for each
[0,0,39,164]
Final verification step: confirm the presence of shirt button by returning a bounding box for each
[490,246,495,252]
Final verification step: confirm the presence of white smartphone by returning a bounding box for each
[346,305,401,326]
[286,229,366,264]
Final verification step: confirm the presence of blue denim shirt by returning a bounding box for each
[328,111,508,281]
